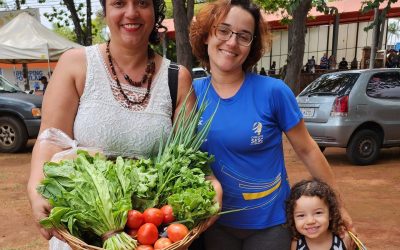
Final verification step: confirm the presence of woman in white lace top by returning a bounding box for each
[27,0,222,249]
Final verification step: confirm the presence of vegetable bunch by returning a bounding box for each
[38,151,138,250]
[38,90,219,248]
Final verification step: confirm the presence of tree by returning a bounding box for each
[171,0,195,71]
[387,20,400,45]
[257,0,331,94]
[39,0,93,45]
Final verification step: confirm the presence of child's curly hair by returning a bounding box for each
[286,179,344,239]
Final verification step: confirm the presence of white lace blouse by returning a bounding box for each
[73,45,173,159]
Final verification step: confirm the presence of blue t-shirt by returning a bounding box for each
[194,73,303,229]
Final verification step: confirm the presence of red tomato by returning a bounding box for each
[136,245,154,250]
[154,237,173,249]
[167,223,189,243]
[137,223,159,245]
[143,208,164,227]
[126,228,138,238]
[126,210,144,229]
[160,205,175,224]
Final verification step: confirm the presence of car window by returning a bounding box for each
[0,76,23,93]
[366,72,400,99]
[193,70,208,79]
[299,73,360,97]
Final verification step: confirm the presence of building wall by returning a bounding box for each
[259,19,386,72]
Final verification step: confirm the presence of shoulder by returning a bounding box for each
[247,73,291,93]
[57,47,87,75]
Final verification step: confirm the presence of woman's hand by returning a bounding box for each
[340,207,357,250]
[29,192,64,241]
[204,175,223,231]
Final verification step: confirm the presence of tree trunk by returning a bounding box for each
[172,0,193,71]
[284,0,312,95]
[63,0,86,45]
[86,0,92,45]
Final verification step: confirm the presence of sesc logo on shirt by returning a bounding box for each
[251,122,263,145]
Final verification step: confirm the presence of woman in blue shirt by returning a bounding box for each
[189,0,354,249]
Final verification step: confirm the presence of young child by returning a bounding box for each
[286,179,347,250]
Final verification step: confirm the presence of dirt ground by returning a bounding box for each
[0,139,399,250]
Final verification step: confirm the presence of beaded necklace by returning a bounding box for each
[106,40,155,105]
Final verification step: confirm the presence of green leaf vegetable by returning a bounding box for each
[38,151,137,250]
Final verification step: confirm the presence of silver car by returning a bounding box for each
[296,68,400,165]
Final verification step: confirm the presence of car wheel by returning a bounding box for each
[0,117,28,153]
[346,129,381,165]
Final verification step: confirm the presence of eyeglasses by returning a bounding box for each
[213,25,254,47]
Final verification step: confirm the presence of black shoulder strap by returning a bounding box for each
[168,62,179,119]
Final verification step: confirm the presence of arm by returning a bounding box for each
[285,120,354,233]
[27,48,86,240]
[291,240,297,250]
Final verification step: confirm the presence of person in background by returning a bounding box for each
[286,179,349,250]
[189,0,354,249]
[27,0,222,249]
[33,81,40,92]
[338,57,348,70]
[350,58,358,69]
[39,76,49,94]
[320,53,329,69]
[259,67,267,75]
[306,56,316,73]
[270,61,276,74]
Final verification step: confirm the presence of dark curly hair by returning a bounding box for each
[189,0,269,72]
[99,0,166,45]
[286,179,344,239]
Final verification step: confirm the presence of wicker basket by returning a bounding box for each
[56,221,208,250]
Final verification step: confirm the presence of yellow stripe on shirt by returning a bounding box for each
[242,180,281,200]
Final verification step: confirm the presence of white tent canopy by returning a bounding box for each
[0,12,82,63]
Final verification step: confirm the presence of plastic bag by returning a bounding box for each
[37,128,102,162]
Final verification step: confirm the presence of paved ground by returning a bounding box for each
[0,139,399,250]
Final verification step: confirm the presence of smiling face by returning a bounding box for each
[206,6,255,74]
[106,0,155,47]
[293,196,331,240]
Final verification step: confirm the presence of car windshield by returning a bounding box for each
[193,69,208,79]
[299,73,360,97]
[0,76,24,93]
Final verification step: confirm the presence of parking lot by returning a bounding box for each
[0,139,399,250]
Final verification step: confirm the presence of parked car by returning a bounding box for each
[0,75,42,152]
[192,67,209,79]
[296,68,400,165]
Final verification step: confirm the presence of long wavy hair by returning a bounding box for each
[100,0,166,45]
[286,179,345,239]
[189,0,269,72]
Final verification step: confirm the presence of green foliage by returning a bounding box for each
[92,11,108,44]
[52,25,77,42]
[361,0,398,31]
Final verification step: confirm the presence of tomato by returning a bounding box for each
[126,228,138,238]
[137,223,159,245]
[167,223,189,243]
[160,205,175,224]
[136,245,154,250]
[143,208,164,227]
[126,210,144,229]
[154,237,173,249]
